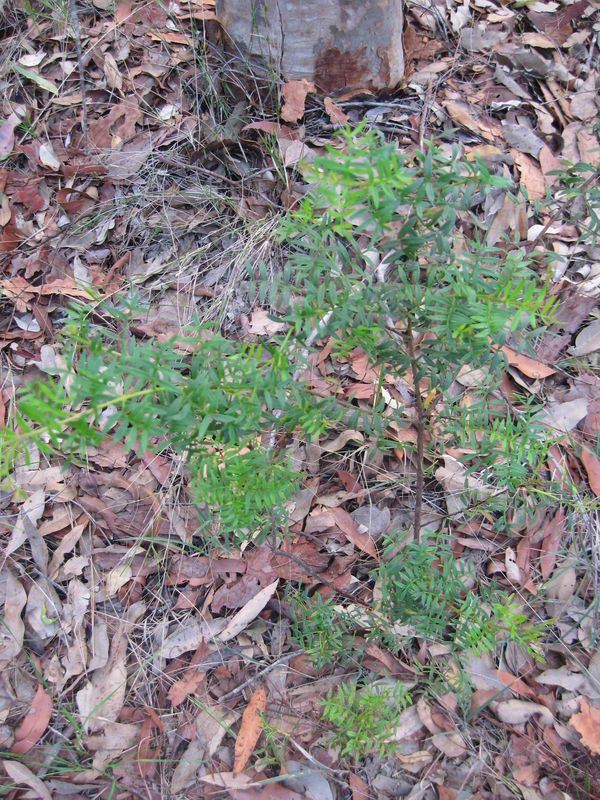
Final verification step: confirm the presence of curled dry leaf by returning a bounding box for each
[569,319,600,357]
[569,698,600,754]
[38,142,61,171]
[233,685,267,774]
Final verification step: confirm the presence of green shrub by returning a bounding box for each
[320,679,411,762]
[2,126,598,764]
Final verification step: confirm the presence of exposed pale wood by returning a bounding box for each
[216,0,404,92]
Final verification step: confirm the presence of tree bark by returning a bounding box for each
[216,0,404,93]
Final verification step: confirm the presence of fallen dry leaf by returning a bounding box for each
[540,508,565,580]
[493,698,553,726]
[38,142,60,171]
[233,684,266,774]
[513,151,545,201]
[11,683,52,754]
[76,631,127,733]
[502,345,555,379]
[167,641,210,707]
[349,771,370,800]
[103,52,123,91]
[331,506,379,561]
[3,760,52,800]
[569,698,600,754]
[136,706,163,778]
[0,568,27,662]
[281,79,316,123]
[570,72,598,121]
[218,580,279,642]
[581,447,600,497]
[324,97,349,125]
[569,319,600,357]
[537,397,589,434]
[247,309,287,336]
[0,116,18,158]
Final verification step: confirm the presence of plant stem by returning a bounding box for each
[405,320,425,544]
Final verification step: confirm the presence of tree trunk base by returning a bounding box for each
[216,0,404,93]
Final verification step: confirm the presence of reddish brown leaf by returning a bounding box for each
[13,183,47,214]
[540,508,565,580]
[11,683,52,754]
[167,641,210,707]
[337,469,361,493]
[581,447,600,496]
[364,642,414,676]
[569,698,600,755]
[149,30,192,45]
[502,345,556,379]
[281,79,316,123]
[497,670,539,701]
[324,96,349,125]
[0,222,24,252]
[331,506,379,561]
[55,186,96,215]
[513,151,545,201]
[233,685,266,774]
[140,450,173,484]
[349,771,370,800]
[136,706,163,778]
[539,144,561,185]
[242,120,298,139]
[88,99,141,149]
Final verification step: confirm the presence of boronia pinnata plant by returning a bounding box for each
[1,125,595,682]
